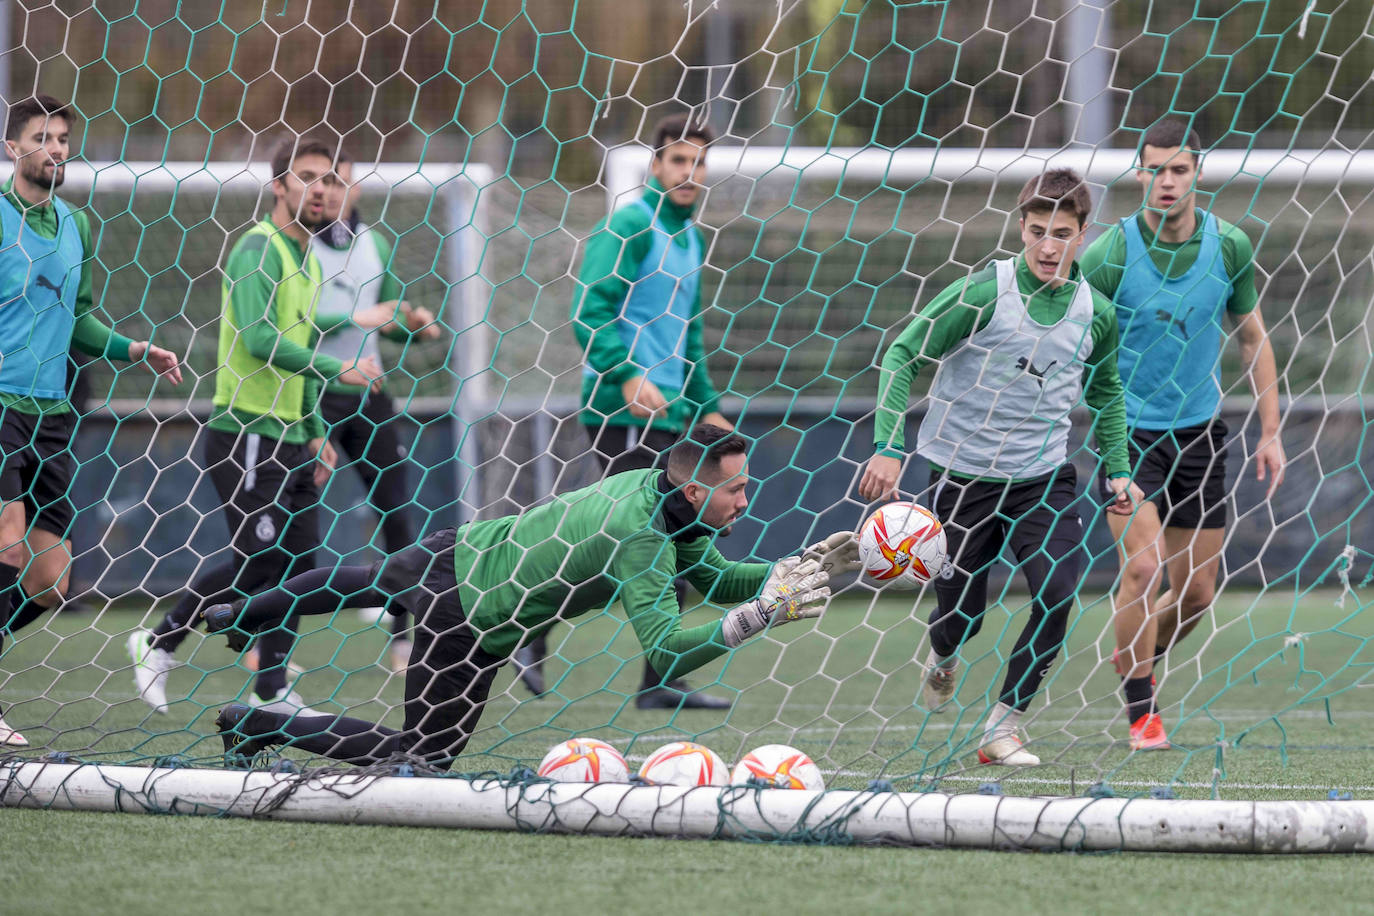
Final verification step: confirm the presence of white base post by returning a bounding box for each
[4,762,1372,853]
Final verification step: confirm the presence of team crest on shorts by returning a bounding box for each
[255,513,276,542]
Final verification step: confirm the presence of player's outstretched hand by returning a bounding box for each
[130,341,183,385]
[721,557,830,647]
[858,454,902,502]
[803,530,862,574]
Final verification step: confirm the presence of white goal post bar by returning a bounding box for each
[605,145,1374,209]
[4,761,1371,854]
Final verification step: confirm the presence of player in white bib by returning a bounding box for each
[311,149,439,672]
[860,169,1143,766]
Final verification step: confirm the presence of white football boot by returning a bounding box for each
[127,630,177,714]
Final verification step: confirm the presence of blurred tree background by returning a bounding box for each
[7,0,1369,178]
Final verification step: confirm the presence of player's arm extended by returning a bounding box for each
[872,276,986,454]
[226,238,345,381]
[676,539,773,605]
[613,533,733,680]
[1081,297,1130,480]
[69,209,135,361]
[570,207,654,385]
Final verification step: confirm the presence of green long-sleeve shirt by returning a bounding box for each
[206,224,343,443]
[0,178,135,415]
[455,468,771,674]
[874,256,1130,481]
[571,178,720,432]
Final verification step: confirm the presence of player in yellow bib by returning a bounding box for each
[128,138,381,716]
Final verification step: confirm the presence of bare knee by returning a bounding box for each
[1178,581,1216,620]
[1119,554,1161,598]
[0,543,25,569]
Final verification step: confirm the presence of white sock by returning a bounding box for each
[984,702,1022,742]
[928,648,958,670]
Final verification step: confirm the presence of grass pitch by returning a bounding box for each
[2,586,1372,913]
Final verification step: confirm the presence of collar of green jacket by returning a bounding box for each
[642,177,698,229]
[1014,254,1084,301]
[654,468,716,542]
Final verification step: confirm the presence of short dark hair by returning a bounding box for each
[650,114,715,159]
[667,424,748,484]
[6,95,73,141]
[270,136,339,182]
[1139,118,1204,165]
[1016,168,1093,227]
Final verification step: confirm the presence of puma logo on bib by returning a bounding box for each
[35,274,64,297]
[1015,356,1058,387]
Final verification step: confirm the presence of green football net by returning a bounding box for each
[3,0,1374,851]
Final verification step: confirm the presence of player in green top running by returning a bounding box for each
[858,168,1142,767]
[1079,119,1285,751]
[516,114,733,710]
[0,95,182,747]
[204,424,859,769]
[128,137,381,717]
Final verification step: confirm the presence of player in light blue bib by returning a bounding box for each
[1080,119,1286,750]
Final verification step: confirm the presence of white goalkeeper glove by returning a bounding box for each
[802,530,862,575]
[720,557,831,648]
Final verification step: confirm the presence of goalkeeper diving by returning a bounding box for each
[207,424,859,768]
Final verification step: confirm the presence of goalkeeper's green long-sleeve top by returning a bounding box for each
[873,255,1131,481]
[454,467,771,676]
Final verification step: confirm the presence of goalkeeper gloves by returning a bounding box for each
[802,530,862,575]
[721,557,830,648]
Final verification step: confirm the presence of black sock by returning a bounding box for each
[152,562,242,653]
[237,566,383,631]
[7,588,53,635]
[0,564,21,659]
[242,708,404,765]
[1123,676,1155,724]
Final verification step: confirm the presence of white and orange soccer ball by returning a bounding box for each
[537,737,631,783]
[730,744,825,791]
[858,500,947,588]
[637,741,728,787]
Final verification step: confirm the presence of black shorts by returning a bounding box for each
[0,407,77,537]
[319,390,409,479]
[929,465,1085,585]
[1099,421,1230,530]
[203,428,321,564]
[371,527,464,624]
[584,423,679,476]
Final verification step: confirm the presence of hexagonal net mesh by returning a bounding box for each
[2,0,1374,848]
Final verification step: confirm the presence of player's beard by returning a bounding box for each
[25,157,63,191]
